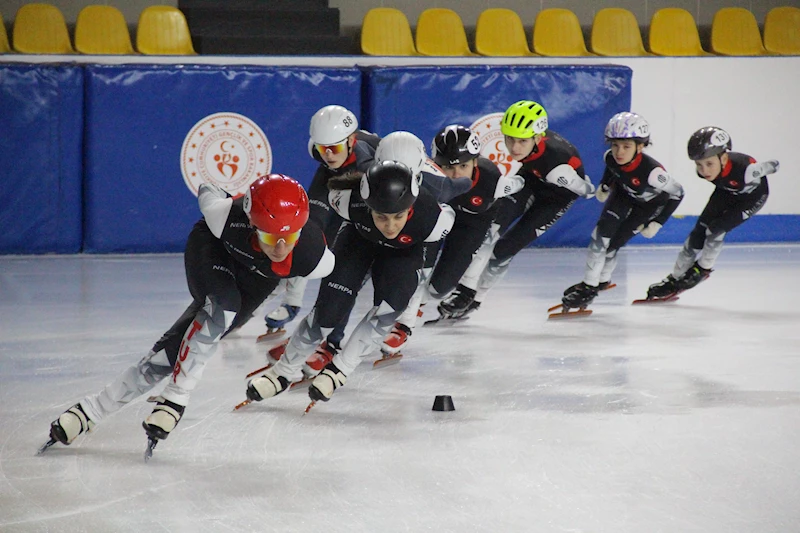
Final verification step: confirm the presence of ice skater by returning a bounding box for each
[244,161,454,408]
[644,126,779,301]
[381,124,524,355]
[553,112,684,317]
[42,175,334,459]
[259,104,379,341]
[439,100,596,319]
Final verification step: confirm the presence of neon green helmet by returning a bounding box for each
[501,100,549,138]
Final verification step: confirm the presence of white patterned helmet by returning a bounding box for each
[375,131,427,177]
[604,112,650,144]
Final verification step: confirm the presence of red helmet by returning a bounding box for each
[244,174,309,235]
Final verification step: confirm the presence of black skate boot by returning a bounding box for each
[646,275,680,300]
[677,262,712,292]
[460,300,481,318]
[561,282,599,310]
[438,284,477,319]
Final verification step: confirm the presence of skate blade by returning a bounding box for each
[373,352,403,368]
[256,328,286,343]
[36,437,57,455]
[601,283,617,291]
[547,303,563,313]
[548,309,593,320]
[245,363,273,379]
[233,398,253,411]
[423,316,469,327]
[632,295,680,305]
[144,437,158,462]
[303,401,316,415]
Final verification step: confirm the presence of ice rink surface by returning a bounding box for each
[1,244,799,533]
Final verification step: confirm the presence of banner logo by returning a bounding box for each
[181,112,272,196]
[470,113,521,177]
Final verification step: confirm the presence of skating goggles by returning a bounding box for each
[314,140,349,156]
[256,229,301,246]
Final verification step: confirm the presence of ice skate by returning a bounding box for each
[142,398,185,462]
[39,403,95,454]
[426,286,481,325]
[245,367,291,404]
[256,304,300,343]
[633,274,681,304]
[548,282,599,319]
[308,362,347,403]
[677,263,712,292]
[436,284,476,318]
[375,323,411,368]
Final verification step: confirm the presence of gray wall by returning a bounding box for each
[2,0,799,45]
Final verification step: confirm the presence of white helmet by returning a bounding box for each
[604,112,650,143]
[375,131,427,177]
[309,105,358,145]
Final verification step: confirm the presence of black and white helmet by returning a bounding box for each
[359,160,419,214]
[687,126,732,161]
[431,125,481,167]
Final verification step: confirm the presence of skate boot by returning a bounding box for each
[381,323,412,355]
[646,275,680,300]
[142,398,185,442]
[561,282,599,310]
[246,367,291,402]
[438,284,477,319]
[302,340,339,379]
[257,304,300,342]
[50,403,95,445]
[677,262,712,292]
[308,362,347,403]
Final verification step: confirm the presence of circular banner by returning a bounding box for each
[181,112,272,196]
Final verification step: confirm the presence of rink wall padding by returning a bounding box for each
[0,64,83,254]
[1,62,797,254]
[82,65,362,253]
[364,65,632,247]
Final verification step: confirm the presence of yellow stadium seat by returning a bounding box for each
[415,8,477,56]
[0,12,11,53]
[361,7,417,55]
[75,5,135,55]
[136,5,196,55]
[12,3,74,54]
[532,8,595,56]
[475,8,537,56]
[649,8,714,56]
[591,8,652,56]
[764,6,800,55]
[711,8,768,56]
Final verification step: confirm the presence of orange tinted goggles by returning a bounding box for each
[256,229,301,246]
[314,140,348,156]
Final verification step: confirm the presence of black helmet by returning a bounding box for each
[431,125,481,167]
[359,160,419,213]
[687,127,732,161]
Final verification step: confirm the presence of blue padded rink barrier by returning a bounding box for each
[1,243,799,532]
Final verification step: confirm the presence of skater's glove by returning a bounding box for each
[198,182,230,199]
[757,160,780,176]
[595,184,610,203]
[637,221,662,239]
